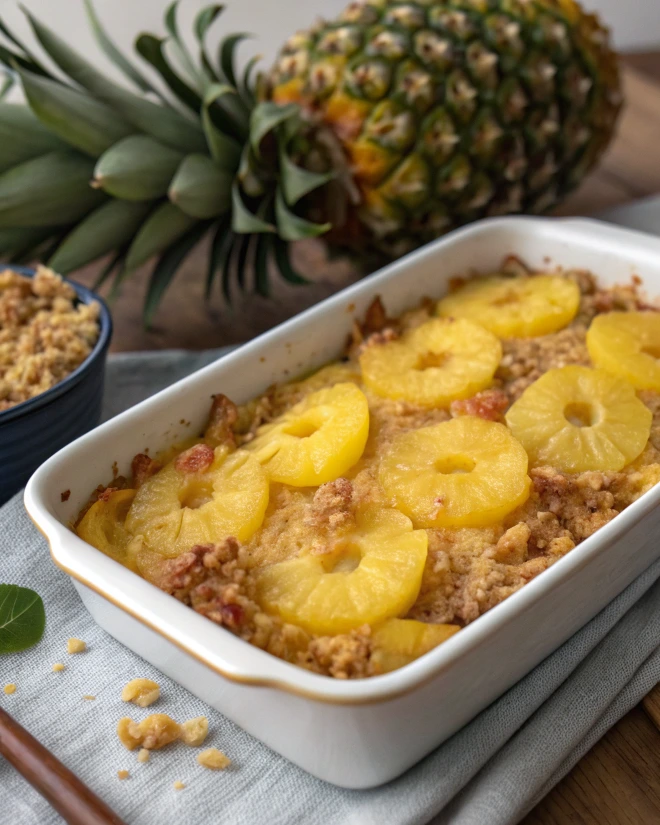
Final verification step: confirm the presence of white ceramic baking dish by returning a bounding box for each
[25,216,660,789]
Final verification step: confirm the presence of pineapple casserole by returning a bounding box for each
[0,266,100,412]
[75,260,660,679]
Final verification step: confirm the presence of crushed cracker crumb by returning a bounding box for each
[121,678,160,707]
[117,770,129,780]
[117,714,180,751]
[197,748,231,770]
[82,695,96,701]
[173,781,185,791]
[3,683,16,695]
[137,748,150,763]
[67,637,86,654]
[52,663,65,673]
[180,717,208,747]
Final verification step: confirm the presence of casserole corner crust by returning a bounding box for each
[76,263,660,679]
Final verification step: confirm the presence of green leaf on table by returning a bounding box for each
[0,584,45,654]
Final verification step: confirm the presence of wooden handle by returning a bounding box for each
[642,683,660,731]
[0,707,126,825]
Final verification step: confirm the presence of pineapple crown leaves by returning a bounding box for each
[0,2,335,324]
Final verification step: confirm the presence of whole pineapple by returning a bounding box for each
[268,0,621,256]
[0,0,621,322]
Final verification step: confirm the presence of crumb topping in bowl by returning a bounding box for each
[0,266,100,413]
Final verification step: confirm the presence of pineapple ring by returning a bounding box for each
[370,619,460,675]
[244,382,369,487]
[255,507,427,635]
[437,274,581,338]
[506,366,652,473]
[125,447,269,557]
[359,317,501,408]
[587,311,660,390]
[76,489,136,564]
[379,416,530,528]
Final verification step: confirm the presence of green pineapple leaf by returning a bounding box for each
[240,55,260,107]
[93,135,183,201]
[231,183,275,234]
[279,146,334,207]
[123,201,196,277]
[0,150,105,227]
[194,5,224,82]
[0,70,13,99]
[201,84,242,169]
[219,33,251,89]
[206,218,231,300]
[25,11,207,153]
[194,5,224,43]
[249,101,299,158]
[144,221,210,327]
[83,0,157,95]
[221,229,237,303]
[164,0,205,90]
[202,82,246,151]
[275,188,331,241]
[0,103,67,174]
[18,66,133,158]
[0,225,58,260]
[254,232,271,298]
[0,15,53,78]
[135,34,202,112]
[273,236,309,285]
[236,231,253,291]
[94,248,127,290]
[168,154,233,219]
[49,200,152,273]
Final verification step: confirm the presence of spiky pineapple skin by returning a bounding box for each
[267,0,621,255]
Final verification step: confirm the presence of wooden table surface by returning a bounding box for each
[74,53,660,825]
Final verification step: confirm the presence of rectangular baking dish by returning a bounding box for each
[25,216,660,789]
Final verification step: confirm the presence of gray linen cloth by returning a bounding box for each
[1,349,660,825]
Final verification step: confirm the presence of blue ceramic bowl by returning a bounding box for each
[0,265,113,504]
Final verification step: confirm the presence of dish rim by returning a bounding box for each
[24,215,660,705]
[0,264,113,425]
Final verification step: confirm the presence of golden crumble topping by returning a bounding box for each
[77,263,660,679]
[0,265,100,412]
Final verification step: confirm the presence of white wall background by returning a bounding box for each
[0,0,657,93]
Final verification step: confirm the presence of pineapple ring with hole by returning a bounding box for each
[244,382,369,486]
[437,274,581,338]
[359,317,501,408]
[379,416,530,528]
[125,447,269,557]
[76,489,137,564]
[505,365,652,473]
[587,311,660,390]
[255,506,427,635]
[370,618,460,675]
